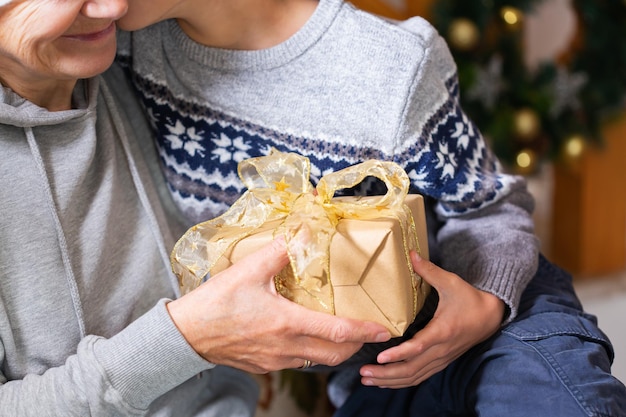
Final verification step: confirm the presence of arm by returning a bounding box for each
[0,239,389,415]
[0,302,211,417]
[434,189,539,321]
[361,19,539,388]
[395,20,539,319]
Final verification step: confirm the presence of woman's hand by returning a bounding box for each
[359,251,505,388]
[166,237,391,373]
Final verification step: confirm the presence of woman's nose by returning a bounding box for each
[81,0,128,20]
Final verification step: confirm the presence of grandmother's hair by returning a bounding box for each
[0,0,13,6]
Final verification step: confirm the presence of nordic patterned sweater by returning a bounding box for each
[116,0,539,321]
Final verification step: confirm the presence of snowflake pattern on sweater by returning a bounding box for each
[126,65,509,225]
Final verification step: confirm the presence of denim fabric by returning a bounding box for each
[333,255,626,417]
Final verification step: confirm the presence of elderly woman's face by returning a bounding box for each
[0,0,127,83]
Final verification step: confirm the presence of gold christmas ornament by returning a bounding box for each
[562,134,586,159]
[514,148,537,175]
[513,108,541,141]
[448,18,480,51]
[500,6,524,30]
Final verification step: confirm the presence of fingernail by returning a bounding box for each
[273,235,287,248]
[376,332,390,342]
[412,250,422,261]
[361,370,373,377]
[362,379,374,386]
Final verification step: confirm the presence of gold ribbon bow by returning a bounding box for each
[171,149,422,315]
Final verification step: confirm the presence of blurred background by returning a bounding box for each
[255,1,626,415]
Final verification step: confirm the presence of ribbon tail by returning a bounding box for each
[276,194,337,314]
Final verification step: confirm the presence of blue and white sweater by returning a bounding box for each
[117,0,539,320]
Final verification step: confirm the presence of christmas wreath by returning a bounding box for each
[430,0,626,173]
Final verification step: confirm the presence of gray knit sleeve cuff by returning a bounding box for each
[92,299,215,410]
[466,256,538,324]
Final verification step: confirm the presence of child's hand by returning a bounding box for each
[166,237,391,373]
[358,252,505,388]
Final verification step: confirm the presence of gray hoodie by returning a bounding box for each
[0,63,258,416]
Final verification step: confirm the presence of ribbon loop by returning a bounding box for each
[238,149,313,194]
[317,159,409,203]
[316,159,410,220]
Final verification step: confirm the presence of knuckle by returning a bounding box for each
[436,321,455,340]
[410,340,427,355]
[324,352,345,367]
[328,323,350,343]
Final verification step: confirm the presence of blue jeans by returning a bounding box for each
[332,255,626,416]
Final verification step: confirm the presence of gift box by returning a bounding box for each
[171,150,430,336]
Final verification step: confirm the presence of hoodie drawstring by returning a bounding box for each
[26,127,87,338]
[99,80,178,296]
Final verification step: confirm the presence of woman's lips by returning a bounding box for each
[63,22,115,42]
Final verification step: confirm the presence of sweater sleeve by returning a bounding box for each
[0,301,214,416]
[395,18,539,321]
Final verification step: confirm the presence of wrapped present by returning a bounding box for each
[171,150,430,336]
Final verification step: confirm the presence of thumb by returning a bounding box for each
[226,236,291,283]
[410,250,450,291]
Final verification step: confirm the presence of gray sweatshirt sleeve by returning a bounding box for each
[0,301,213,416]
[396,19,539,321]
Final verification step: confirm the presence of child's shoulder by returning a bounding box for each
[343,2,441,48]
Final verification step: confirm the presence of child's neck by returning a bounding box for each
[177,0,319,50]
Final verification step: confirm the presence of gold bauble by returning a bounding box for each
[514,148,538,175]
[513,108,541,141]
[562,134,587,160]
[448,18,480,51]
[500,6,524,30]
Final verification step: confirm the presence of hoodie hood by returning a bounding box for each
[0,78,97,128]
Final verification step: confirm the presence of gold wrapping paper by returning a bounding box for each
[171,150,430,336]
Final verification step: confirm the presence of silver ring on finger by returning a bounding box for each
[299,359,313,369]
